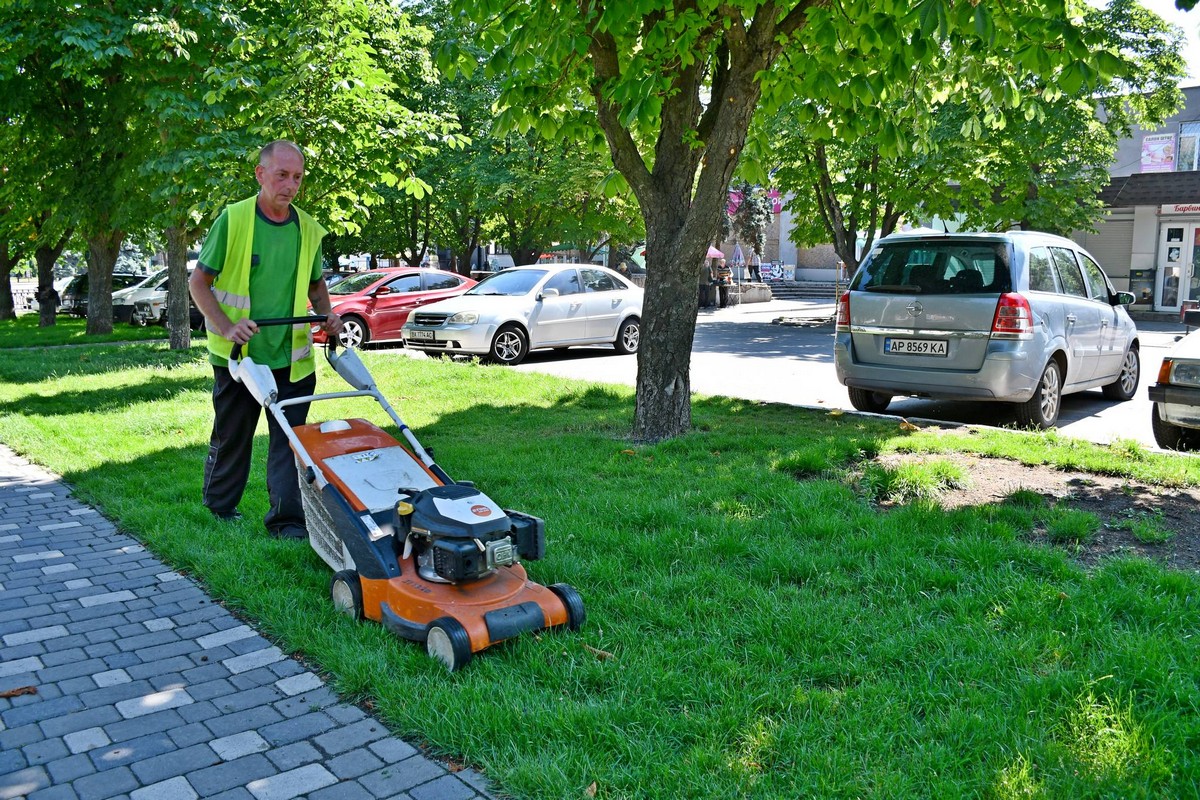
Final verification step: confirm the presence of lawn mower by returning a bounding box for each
[228,316,585,670]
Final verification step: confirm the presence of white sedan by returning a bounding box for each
[401,263,642,365]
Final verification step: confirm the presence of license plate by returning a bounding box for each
[885,337,948,356]
[407,329,434,341]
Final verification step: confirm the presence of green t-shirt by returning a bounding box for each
[198,203,323,369]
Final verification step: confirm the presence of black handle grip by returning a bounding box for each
[230,315,328,361]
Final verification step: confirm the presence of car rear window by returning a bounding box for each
[854,240,1011,294]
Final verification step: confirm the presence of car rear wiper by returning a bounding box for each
[863,285,921,293]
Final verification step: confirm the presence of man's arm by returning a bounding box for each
[189,268,258,345]
[307,279,343,337]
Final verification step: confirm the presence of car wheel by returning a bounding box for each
[1101,346,1140,401]
[330,570,363,621]
[1015,359,1062,429]
[847,387,892,413]
[488,324,528,365]
[614,316,640,355]
[1151,403,1194,450]
[339,315,369,348]
[426,617,472,672]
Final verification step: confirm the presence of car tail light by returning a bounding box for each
[836,291,850,329]
[991,293,1033,337]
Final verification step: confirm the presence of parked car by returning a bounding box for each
[60,272,144,317]
[1149,309,1200,450]
[142,292,206,332]
[113,267,170,324]
[401,263,643,365]
[834,231,1140,429]
[128,269,194,327]
[314,267,477,348]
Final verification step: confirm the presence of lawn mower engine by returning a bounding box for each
[397,483,546,583]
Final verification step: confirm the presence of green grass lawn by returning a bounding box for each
[1,339,1198,799]
[0,312,168,347]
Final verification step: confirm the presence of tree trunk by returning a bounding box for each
[0,242,15,321]
[35,233,70,328]
[84,231,123,336]
[166,225,191,350]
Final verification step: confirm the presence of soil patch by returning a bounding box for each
[871,452,1200,572]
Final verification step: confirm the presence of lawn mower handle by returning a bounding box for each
[229,315,327,361]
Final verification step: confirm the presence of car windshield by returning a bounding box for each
[466,269,548,296]
[331,272,389,295]
[854,240,1011,294]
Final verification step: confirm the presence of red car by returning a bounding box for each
[313,268,477,348]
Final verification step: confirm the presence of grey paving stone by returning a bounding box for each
[314,718,388,756]
[45,752,96,784]
[309,780,374,800]
[213,685,284,715]
[358,757,446,796]
[367,737,419,764]
[203,706,285,739]
[186,754,276,797]
[105,708,187,744]
[72,764,138,800]
[129,743,219,786]
[130,775,199,800]
[258,712,336,747]
[408,775,480,800]
[263,741,321,772]
[40,705,121,738]
[0,767,50,796]
[89,732,179,772]
[26,783,81,800]
[327,747,385,780]
[23,736,69,766]
[168,721,216,749]
[0,746,27,775]
[244,762,337,800]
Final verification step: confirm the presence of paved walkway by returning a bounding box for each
[0,444,495,800]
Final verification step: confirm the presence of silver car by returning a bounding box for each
[834,231,1140,429]
[402,264,642,365]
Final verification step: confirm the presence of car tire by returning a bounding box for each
[614,316,640,355]
[1015,359,1062,429]
[1151,403,1195,450]
[339,315,369,348]
[426,617,472,672]
[330,570,363,621]
[488,324,528,365]
[847,387,892,413]
[1101,346,1140,401]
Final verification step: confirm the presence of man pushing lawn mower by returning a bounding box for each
[189,139,344,539]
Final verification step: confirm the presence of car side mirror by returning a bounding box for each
[1114,291,1135,307]
[538,288,560,299]
[1184,309,1200,328]
[373,286,393,296]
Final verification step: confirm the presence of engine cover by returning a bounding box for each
[405,484,511,540]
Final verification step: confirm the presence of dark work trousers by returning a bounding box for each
[202,365,316,533]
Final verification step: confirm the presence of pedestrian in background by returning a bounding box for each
[715,257,732,308]
[189,139,343,539]
[748,249,762,282]
[698,257,715,309]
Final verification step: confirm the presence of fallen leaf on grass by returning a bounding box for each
[583,643,615,661]
[827,409,844,416]
[620,449,636,456]
[584,781,598,797]
[899,419,919,431]
[0,686,37,699]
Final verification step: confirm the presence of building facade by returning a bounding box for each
[1075,85,1200,314]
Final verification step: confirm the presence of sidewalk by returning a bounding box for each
[0,444,495,800]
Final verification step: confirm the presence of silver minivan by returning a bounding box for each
[834,231,1140,429]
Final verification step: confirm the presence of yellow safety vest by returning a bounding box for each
[205,196,327,381]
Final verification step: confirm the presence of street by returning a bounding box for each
[477,297,1188,450]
